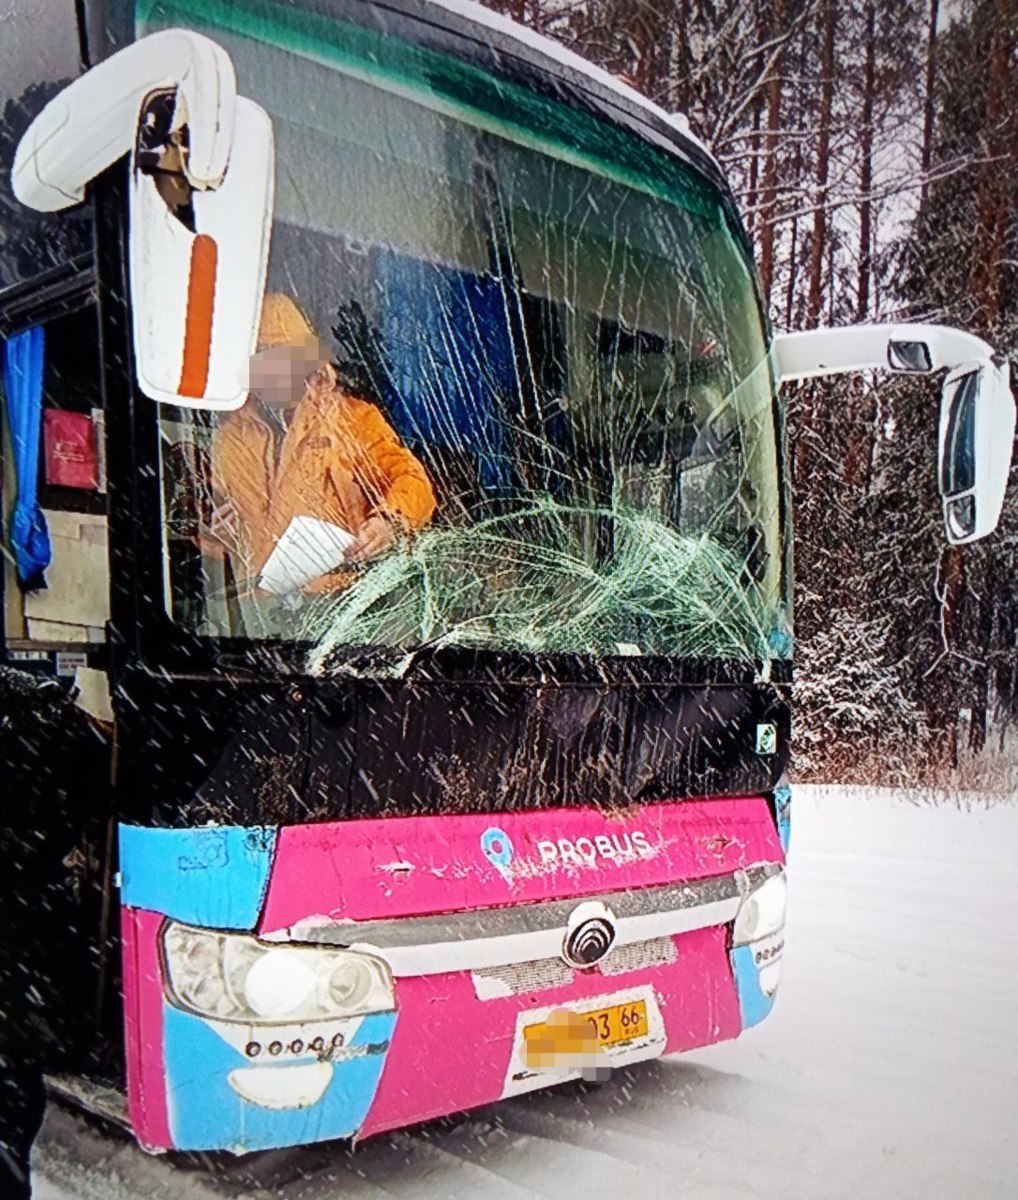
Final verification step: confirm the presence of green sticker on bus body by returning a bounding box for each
[755,723,777,755]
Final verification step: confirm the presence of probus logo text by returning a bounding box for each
[537,832,653,867]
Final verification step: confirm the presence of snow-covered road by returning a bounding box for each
[36,789,1018,1199]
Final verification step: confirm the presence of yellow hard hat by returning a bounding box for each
[257,292,316,350]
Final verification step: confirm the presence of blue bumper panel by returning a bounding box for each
[119,824,277,929]
[773,785,791,854]
[163,1005,396,1152]
[731,944,776,1029]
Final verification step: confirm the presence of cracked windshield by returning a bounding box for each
[155,11,788,664]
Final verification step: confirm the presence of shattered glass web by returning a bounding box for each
[146,0,789,666]
[303,505,774,667]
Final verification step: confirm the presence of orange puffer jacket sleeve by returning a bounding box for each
[346,399,437,530]
[211,411,277,569]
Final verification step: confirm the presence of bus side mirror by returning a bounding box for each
[938,359,1015,544]
[11,28,274,411]
[12,29,236,211]
[130,93,274,410]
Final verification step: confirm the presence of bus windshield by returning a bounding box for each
[148,1,789,665]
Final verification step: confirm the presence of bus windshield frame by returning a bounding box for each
[138,0,792,678]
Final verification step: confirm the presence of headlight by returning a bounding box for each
[162,922,394,1024]
[733,871,787,946]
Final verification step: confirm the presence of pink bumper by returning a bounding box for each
[122,798,783,1151]
[360,922,740,1136]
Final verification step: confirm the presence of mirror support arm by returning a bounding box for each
[12,28,237,213]
[771,323,996,383]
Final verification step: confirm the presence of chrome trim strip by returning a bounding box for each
[286,863,781,977]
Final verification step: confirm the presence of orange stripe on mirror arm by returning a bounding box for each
[178,234,218,398]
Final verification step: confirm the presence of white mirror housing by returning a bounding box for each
[938,359,1015,545]
[12,29,237,211]
[12,28,275,411]
[130,95,274,409]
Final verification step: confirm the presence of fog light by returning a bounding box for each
[228,1061,333,1109]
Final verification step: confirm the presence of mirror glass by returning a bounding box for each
[937,359,1015,544]
[887,339,933,373]
[939,368,977,495]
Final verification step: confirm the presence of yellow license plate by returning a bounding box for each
[523,1000,648,1068]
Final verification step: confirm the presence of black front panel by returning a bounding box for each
[117,661,790,826]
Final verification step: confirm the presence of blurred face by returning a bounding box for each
[244,336,332,407]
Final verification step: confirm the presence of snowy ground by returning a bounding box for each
[36,787,1018,1199]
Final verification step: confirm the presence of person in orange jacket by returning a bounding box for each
[213,293,436,593]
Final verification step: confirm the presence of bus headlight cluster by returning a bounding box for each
[162,922,394,1024]
[733,871,787,947]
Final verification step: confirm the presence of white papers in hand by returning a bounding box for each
[258,516,355,595]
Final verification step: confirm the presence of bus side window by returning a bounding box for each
[2,303,111,718]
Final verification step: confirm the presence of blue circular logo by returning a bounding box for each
[480,827,515,879]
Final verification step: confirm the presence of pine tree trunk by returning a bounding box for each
[939,546,966,651]
[757,0,786,306]
[633,2,659,98]
[669,0,691,115]
[807,0,837,327]
[826,225,836,323]
[967,0,1015,333]
[919,0,939,214]
[746,93,763,238]
[785,210,798,327]
[856,0,877,322]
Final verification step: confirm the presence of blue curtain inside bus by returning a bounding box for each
[372,250,519,497]
[2,325,51,589]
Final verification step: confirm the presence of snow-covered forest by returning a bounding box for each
[483,0,1018,790]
